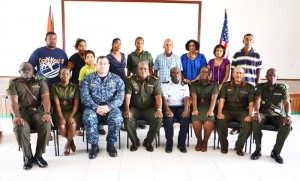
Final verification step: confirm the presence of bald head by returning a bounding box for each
[18,62,34,79]
[266,68,278,85]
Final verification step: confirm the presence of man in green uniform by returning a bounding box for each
[217,67,254,156]
[251,68,292,164]
[124,61,163,152]
[6,62,52,170]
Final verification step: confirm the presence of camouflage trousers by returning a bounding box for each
[83,108,122,144]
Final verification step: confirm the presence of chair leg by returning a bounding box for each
[53,129,57,156]
[126,132,129,148]
[119,130,121,149]
[157,128,160,147]
[213,128,216,150]
[82,128,85,142]
[187,127,190,147]
[249,133,252,153]
[190,124,193,137]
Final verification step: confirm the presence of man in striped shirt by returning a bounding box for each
[230,33,262,135]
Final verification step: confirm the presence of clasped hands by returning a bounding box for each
[97,105,110,116]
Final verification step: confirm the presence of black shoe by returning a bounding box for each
[177,145,187,153]
[143,140,154,152]
[130,139,140,152]
[23,157,33,170]
[271,150,284,164]
[138,124,146,129]
[165,146,173,153]
[89,144,99,159]
[107,143,117,157]
[98,129,106,135]
[251,151,262,160]
[35,156,48,168]
[120,125,126,131]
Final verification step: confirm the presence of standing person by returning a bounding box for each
[191,67,219,152]
[80,56,125,159]
[6,62,51,170]
[67,38,87,85]
[162,67,190,153]
[107,38,127,131]
[78,50,106,135]
[230,33,262,135]
[217,67,254,156]
[51,67,81,156]
[127,37,153,129]
[127,37,154,76]
[181,39,207,84]
[251,68,292,164]
[124,62,163,152]
[207,44,230,90]
[154,38,182,83]
[28,32,68,88]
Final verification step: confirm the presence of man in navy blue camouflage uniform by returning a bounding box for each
[81,56,125,159]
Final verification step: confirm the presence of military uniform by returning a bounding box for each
[161,80,190,148]
[253,83,291,154]
[6,77,51,157]
[80,72,124,145]
[190,80,219,122]
[51,82,81,126]
[217,81,254,151]
[126,51,153,74]
[124,75,162,145]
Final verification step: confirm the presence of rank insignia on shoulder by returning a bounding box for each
[162,81,169,84]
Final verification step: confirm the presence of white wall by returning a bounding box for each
[1,0,300,78]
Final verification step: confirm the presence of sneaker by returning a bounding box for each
[230,129,240,135]
[98,129,106,135]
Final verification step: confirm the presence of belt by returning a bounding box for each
[60,100,71,105]
[197,99,210,103]
[19,107,37,111]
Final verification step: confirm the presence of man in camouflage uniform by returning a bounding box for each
[217,67,254,156]
[81,56,124,159]
[251,68,292,164]
[124,61,163,152]
[6,62,52,170]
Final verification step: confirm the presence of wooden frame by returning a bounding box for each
[61,0,202,50]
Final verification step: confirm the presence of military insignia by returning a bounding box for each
[227,89,232,92]
[147,85,154,87]
[262,101,265,104]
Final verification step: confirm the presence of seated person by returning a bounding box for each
[191,67,219,152]
[6,62,51,170]
[51,67,81,156]
[80,56,124,159]
[217,67,254,156]
[124,61,163,152]
[251,68,292,164]
[161,67,190,153]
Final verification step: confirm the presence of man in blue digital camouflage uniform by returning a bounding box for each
[80,56,125,159]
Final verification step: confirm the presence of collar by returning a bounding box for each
[229,81,246,87]
[197,80,212,86]
[241,47,254,55]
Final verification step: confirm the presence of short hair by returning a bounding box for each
[96,56,108,63]
[135,37,144,44]
[243,33,254,39]
[45,32,56,38]
[74,38,86,49]
[110,38,121,53]
[213,44,226,57]
[59,66,72,74]
[85,50,95,59]
[185,39,200,51]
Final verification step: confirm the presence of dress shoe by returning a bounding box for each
[165,146,173,153]
[89,144,99,159]
[120,124,126,131]
[221,140,228,154]
[271,150,284,164]
[177,145,187,153]
[195,140,202,151]
[107,143,118,157]
[251,151,261,160]
[23,157,33,170]
[236,149,245,156]
[35,156,48,168]
[143,140,154,152]
[130,139,140,151]
[201,141,208,152]
[98,129,106,135]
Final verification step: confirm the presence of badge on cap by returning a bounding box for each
[262,101,266,104]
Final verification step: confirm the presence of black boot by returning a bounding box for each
[107,143,117,157]
[89,144,99,159]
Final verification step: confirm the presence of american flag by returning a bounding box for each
[219,9,229,59]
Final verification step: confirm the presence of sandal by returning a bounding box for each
[70,139,76,152]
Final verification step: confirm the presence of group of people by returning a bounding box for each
[6,32,292,171]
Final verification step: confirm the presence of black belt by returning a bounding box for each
[19,107,37,111]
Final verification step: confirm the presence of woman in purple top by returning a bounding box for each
[207,44,230,90]
[107,38,126,82]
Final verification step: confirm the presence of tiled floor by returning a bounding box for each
[0,115,299,181]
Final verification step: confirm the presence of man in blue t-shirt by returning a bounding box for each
[28,32,68,88]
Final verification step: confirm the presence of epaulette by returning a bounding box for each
[277,83,289,89]
[127,75,133,79]
[162,81,169,84]
[150,75,158,80]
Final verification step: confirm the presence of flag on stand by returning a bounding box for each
[219,9,229,59]
[47,6,54,32]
